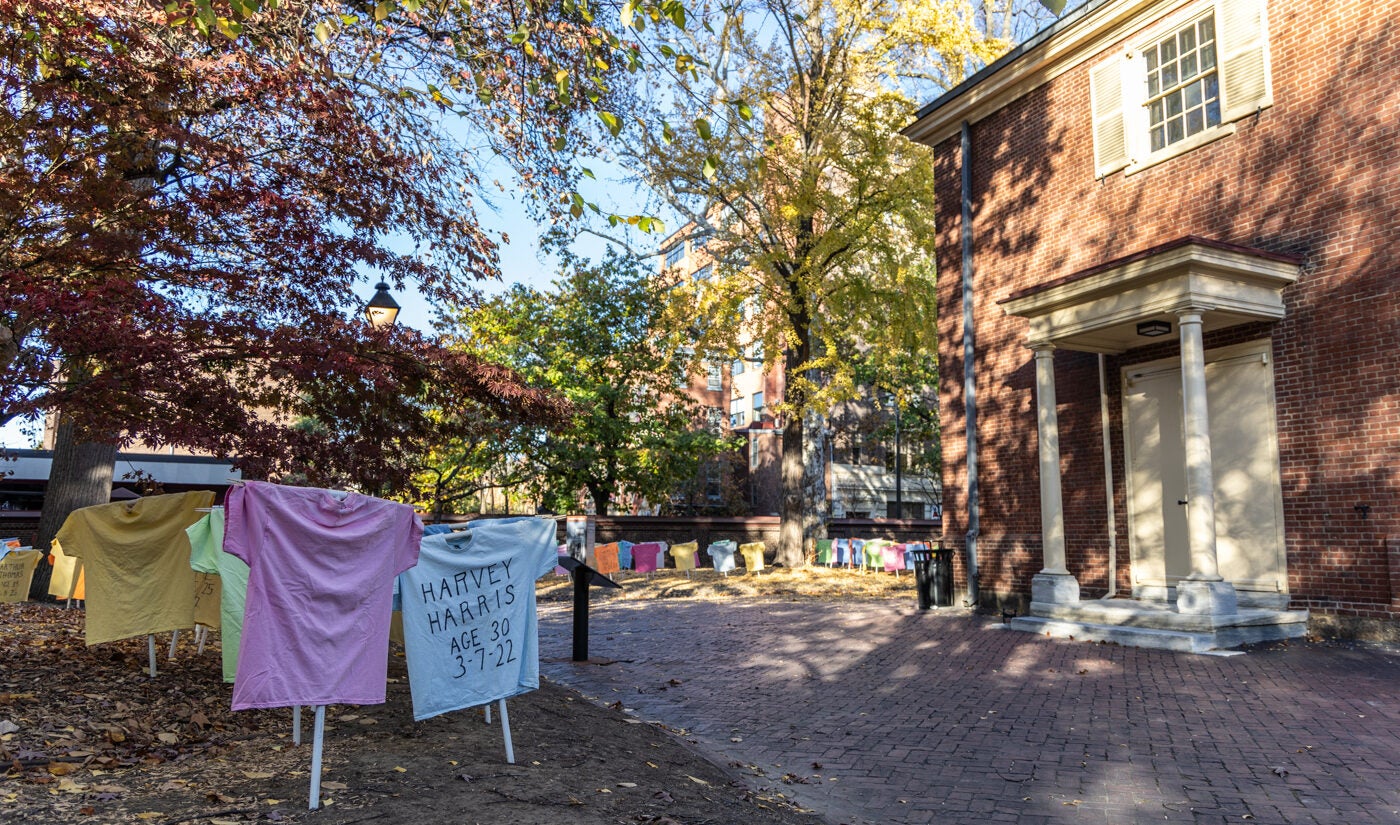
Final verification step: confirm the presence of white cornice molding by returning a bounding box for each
[903,0,1199,147]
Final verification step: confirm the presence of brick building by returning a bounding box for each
[904,0,1397,646]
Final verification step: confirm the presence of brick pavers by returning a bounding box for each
[539,599,1400,825]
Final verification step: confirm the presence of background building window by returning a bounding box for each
[731,357,745,376]
[752,391,764,415]
[1145,14,1219,152]
[749,434,760,468]
[706,362,722,391]
[729,397,746,428]
[664,244,685,268]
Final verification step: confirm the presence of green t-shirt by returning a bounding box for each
[188,509,249,683]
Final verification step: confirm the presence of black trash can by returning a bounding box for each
[909,544,953,609]
[929,545,953,607]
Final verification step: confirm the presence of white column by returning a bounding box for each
[1033,345,1069,575]
[1173,311,1237,616]
[1175,312,1220,581]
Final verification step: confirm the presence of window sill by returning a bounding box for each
[1124,122,1237,176]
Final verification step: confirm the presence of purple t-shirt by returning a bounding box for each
[224,481,422,710]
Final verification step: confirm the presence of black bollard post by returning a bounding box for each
[572,568,590,662]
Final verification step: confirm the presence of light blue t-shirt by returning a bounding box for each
[398,517,557,721]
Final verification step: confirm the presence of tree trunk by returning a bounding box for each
[778,402,805,567]
[29,419,117,598]
[800,405,828,553]
[776,319,810,567]
[588,483,609,517]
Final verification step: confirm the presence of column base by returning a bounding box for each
[1175,579,1238,616]
[1031,572,1080,605]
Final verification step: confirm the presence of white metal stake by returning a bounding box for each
[499,699,514,764]
[307,705,326,810]
[484,703,491,724]
[195,625,207,655]
[147,635,157,678]
[168,629,179,660]
[293,705,302,746]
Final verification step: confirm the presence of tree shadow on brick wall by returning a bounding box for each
[942,7,1398,607]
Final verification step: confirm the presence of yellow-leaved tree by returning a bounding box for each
[610,0,1047,565]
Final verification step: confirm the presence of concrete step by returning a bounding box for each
[1009,611,1308,653]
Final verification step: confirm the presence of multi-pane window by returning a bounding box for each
[731,357,745,377]
[749,434,760,468]
[664,244,685,268]
[693,264,713,283]
[706,362,722,391]
[1145,14,1220,152]
[752,391,764,414]
[729,397,746,428]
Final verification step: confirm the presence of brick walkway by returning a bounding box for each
[539,599,1400,825]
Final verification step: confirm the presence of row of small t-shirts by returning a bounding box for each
[53,483,559,724]
[560,539,768,575]
[818,539,931,571]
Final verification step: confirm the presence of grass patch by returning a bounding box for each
[537,564,920,603]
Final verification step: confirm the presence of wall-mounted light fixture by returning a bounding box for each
[1136,319,1172,337]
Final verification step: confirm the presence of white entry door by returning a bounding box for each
[1123,340,1288,593]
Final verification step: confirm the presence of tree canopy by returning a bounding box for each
[0,0,647,491]
[599,0,1035,562]
[443,251,736,516]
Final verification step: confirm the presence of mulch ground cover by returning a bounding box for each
[0,566,911,824]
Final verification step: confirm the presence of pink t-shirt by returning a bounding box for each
[224,481,421,710]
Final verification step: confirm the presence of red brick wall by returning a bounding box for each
[933,0,1399,620]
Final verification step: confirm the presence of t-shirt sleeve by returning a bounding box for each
[394,511,423,576]
[54,511,88,560]
[187,516,217,573]
[221,484,253,566]
[534,521,560,579]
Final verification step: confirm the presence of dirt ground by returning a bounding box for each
[2,569,910,824]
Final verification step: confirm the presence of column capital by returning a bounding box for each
[1172,305,1215,323]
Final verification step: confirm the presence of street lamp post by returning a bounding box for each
[884,393,903,519]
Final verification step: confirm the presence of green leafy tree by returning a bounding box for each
[443,251,736,515]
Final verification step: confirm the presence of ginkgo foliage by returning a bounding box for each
[609,0,1041,564]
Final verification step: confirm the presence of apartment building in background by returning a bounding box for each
[659,231,941,519]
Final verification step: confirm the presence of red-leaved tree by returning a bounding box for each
[0,0,636,576]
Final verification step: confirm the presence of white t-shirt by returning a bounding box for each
[398,517,557,721]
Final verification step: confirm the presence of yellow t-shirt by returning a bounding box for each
[56,491,214,645]
[669,542,698,571]
[191,572,222,628]
[47,539,86,600]
[0,549,43,603]
[739,542,766,572]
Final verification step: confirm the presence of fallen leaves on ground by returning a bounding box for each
[538,565,923,604]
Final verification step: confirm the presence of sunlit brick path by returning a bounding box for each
[539,599,1400,825]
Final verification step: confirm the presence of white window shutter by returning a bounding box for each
[1217,0,1273,122]
[1090,56,1130,177]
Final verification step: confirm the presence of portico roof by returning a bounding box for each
[998,236,1302,353]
